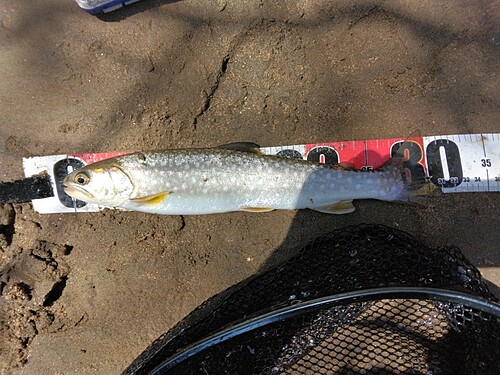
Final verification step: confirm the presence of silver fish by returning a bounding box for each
[63,142,416,215]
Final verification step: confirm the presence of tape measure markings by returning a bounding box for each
[21,133,500,214]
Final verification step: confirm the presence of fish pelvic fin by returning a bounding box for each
[240,206,275,212]
[218,142,262,154]
[312,200,355,215]
[130,191,170,206]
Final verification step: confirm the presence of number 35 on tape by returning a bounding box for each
[262,133,500,193]
[23,133,500,214]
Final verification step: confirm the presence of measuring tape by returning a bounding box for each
[262,133,500,193]
[17,133,500,214]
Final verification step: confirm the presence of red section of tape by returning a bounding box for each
[69,152,130,165]
[68,137,426,171]
[305,137,425,170]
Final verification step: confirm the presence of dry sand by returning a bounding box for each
[0,1,499,374]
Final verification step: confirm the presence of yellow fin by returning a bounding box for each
[218,142,262,154]
[240,206,275,212]
[131,191,169,206]
[313,200,355,215]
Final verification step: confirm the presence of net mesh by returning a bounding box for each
[123,224,500,375]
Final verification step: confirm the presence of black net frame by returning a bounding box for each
[123,224,500,375]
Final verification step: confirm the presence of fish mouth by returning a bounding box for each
[63,183,95,201]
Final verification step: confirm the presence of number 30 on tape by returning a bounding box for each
[263,133,499,194]
[23,133,500,214]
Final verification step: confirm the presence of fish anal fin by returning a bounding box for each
[313,200,355,215]
[131,191,170,206]
[240,206,275,212]
[218,142,262,154]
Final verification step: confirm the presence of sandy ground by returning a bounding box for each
[0,0,499,374]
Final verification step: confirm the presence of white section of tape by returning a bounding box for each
[423,133,500,193]
[22,133,499,214]
[23,155,101,214]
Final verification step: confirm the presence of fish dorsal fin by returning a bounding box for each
[130,191,170,206]
[218,142,261,154]
[334,162,355,171]
[312,200,355,215]
[240,206,275,212]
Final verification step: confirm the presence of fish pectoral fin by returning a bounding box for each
[130,191,170,206]
[218,142,262,154]
[240,206,275,212]
[312,200,355,215]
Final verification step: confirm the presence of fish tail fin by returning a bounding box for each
[381,130,438,207]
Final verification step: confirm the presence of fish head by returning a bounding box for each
[63,160,134,207]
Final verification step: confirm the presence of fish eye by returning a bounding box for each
[74,172,90,185]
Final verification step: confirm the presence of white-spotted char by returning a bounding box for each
[63,142,416,215]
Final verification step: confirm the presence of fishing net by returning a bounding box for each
[123,224,500,375]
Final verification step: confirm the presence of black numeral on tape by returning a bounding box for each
[53,158,87,208]
[426,139,463,188]
[481,158,492,167]
[276,149,303,160]
[390,141,426,187]
[306,146,339,165]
